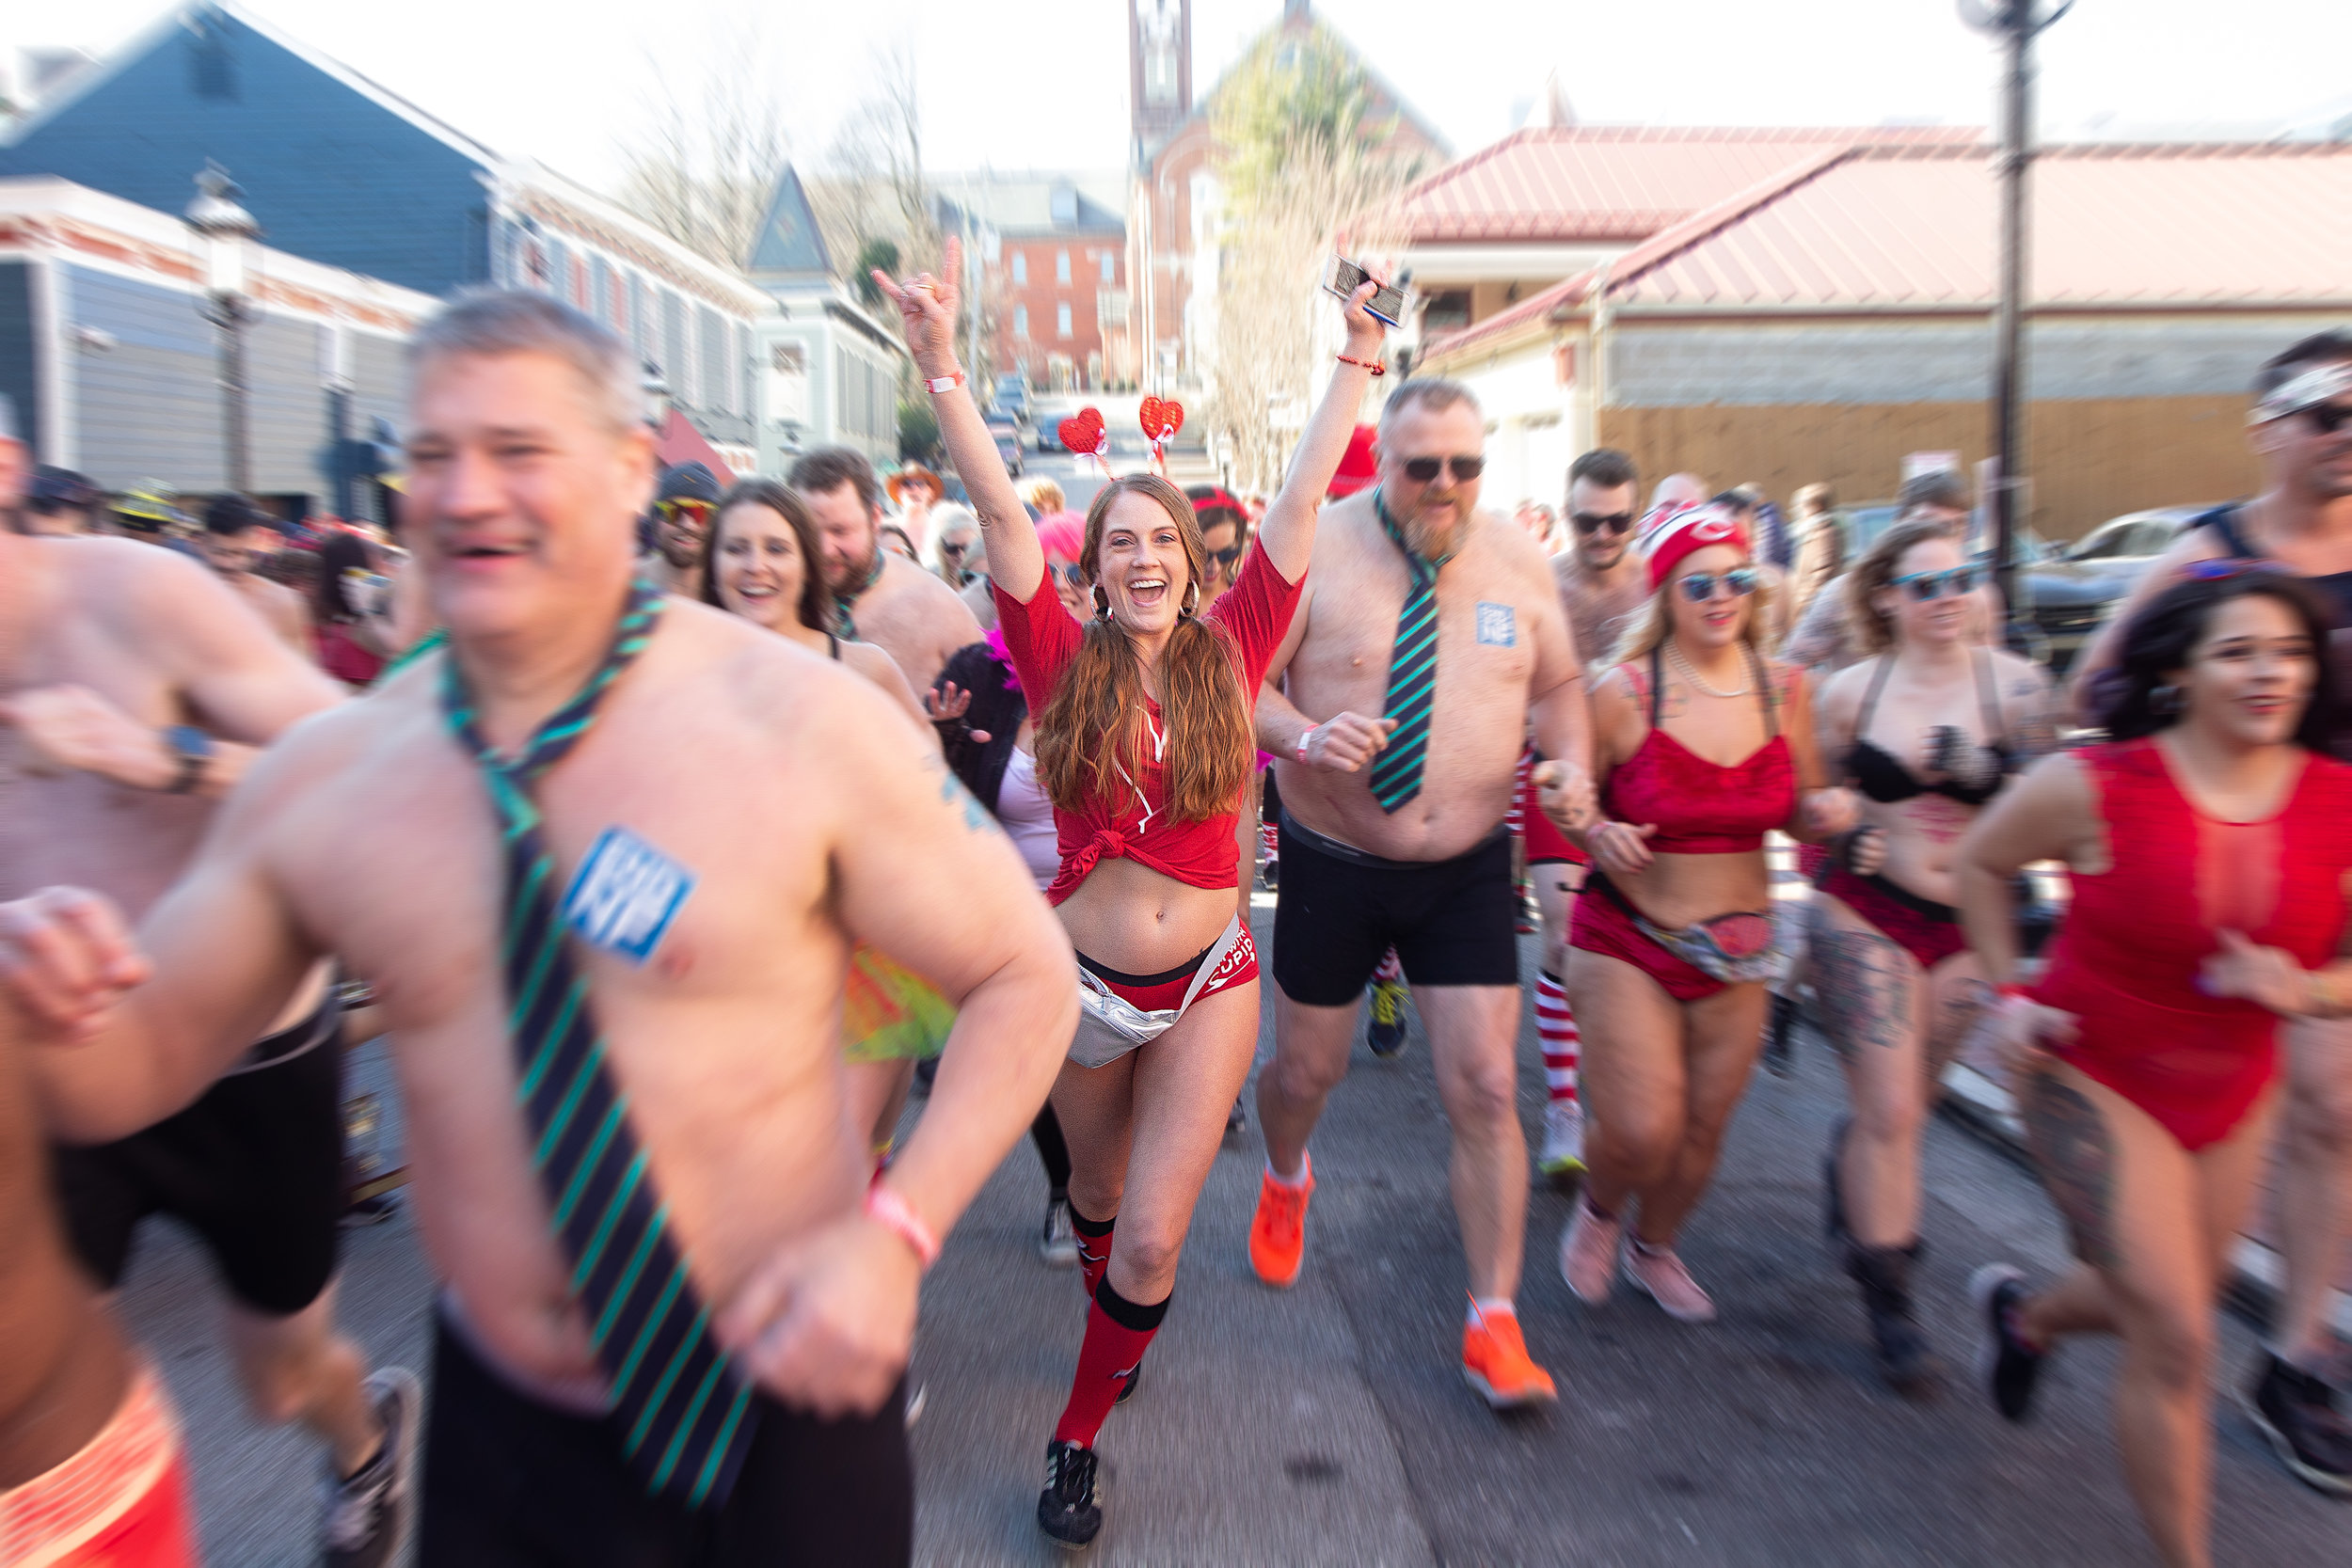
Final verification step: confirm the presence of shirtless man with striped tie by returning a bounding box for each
[1245,377,1595,1409]
[0,292,1074,1566]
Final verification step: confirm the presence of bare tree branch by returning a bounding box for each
[611,14,794,268]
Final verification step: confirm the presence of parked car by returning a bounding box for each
[2026,504,2214,672]
[993,430,1025,478]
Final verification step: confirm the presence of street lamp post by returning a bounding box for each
[184,163,262,497]
[1960,0,2074,647]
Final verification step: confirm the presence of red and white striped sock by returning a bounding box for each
[1534,970,1579,1108]
[1507,748,1534,836]
[1259,818,1280,863]
[1373,947,1404,987]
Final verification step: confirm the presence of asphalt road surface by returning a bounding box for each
[118,898,2347,1564]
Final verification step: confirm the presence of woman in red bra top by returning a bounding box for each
[1559,502,1858,1324]
[877,242,1388,1550]
[1959,569,2352,1568]
[1808,517,2055,1395]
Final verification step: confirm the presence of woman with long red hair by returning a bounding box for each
[878,240,1385,1550]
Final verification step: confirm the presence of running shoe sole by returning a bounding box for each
[1968,1263,2039,1423]
[2237,1386,2352,1497]
[1463,1364,1560,1409]
[339,1367,422,1568]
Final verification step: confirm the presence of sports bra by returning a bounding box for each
[1845,650,2021,808]
[1601,645,1796,855]
[2200,506,2352,626]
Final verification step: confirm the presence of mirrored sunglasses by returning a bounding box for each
[1677,567,1762,602]
[1889,566,1980,600]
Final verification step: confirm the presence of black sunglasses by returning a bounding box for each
[1207,544,1244,570]
[2302,402,2352,436]
[1052,562,1089,586]
[939,538,971,558]
[1401,455,1486,483]
[1889,566,1979,600]
[1572,510,1636,535]
[1677,567,1762,602]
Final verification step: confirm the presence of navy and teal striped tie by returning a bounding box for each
[1367,488,1454,812]
[438,577,758,1511]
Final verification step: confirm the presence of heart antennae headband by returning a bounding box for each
[1139,397,1185,478]
[1057,407,1111,477]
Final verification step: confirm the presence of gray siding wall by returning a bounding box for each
[65,264,336,496]
[1608,317,2352,408]
[350,332,407,442]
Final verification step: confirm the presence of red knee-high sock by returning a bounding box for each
[1071,1204,1115,1300]
[1535,970,1580,1108]
[1053,1279,1169,1448]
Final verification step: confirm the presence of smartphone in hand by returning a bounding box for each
[1324,256,1408,328]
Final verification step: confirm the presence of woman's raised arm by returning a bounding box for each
[874,237,1044,604]
[1252,278,1388,584]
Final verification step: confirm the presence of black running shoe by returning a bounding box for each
[2242,1351,2352,1497]
[1969,1264,2045,1423]
[1038,1439,1104,1549]
[322,1368,421,1568]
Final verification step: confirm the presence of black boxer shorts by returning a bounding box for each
[1272,810,1519,1005]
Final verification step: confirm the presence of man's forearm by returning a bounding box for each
[881,947,1075,1246]
[19,994,186,1146]
[1255,682,1314,758]
[1530,676,1593,779]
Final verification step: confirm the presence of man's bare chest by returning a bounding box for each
[1296,562,1537,695]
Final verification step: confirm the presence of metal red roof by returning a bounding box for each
[1608,143,2352,310]
[1421,142,2352,363]
[1395,125,1981,243]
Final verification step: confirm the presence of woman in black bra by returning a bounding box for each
[1811,517,2055,1393]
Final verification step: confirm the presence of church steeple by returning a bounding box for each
[1130,0,1191,163]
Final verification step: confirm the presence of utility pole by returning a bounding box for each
[1961,0,2073,648]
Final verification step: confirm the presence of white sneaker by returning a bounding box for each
[1537,1101,1586,1180]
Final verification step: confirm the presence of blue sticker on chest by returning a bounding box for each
[561,827,695,966]
[1475,602,1518,647]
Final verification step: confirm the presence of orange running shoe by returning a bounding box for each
[1248,1158,1313,1288]
[1463,1305,1559,1409]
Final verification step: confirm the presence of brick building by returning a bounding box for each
[936,173,1130,392]
[1126,0,1444,393]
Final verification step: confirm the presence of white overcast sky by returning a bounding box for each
[9,0,2349,194]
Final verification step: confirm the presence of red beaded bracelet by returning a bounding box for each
[1336,354,1385,376]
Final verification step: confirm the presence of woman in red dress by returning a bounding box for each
[1960,568,2352,1568]
[876,240,1387,1549]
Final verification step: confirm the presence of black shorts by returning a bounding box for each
[1272,810,1520,1006]
[54,998,345,1316]
[420,1310,914,1566]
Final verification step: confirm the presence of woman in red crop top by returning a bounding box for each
[877,241,1388,1549]
[1559,503,1858,1324]
[1808,518,2056,1395]
[1959,569,2352,1568]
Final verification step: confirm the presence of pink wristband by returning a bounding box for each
[864,1185,939,1269]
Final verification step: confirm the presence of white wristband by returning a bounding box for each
[923,371,965,395]
[1295,725,1315,765]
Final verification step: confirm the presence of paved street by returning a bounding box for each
[120,897,2347,1565]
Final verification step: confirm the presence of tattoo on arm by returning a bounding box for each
[1806,913,1917,1057]
[940,772,1000,835]
[2021,1071,2120,1272]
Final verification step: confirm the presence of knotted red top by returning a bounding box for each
[992,546,1302,905]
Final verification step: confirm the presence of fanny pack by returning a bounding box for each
[1591,872,1785,985]
[1069,916,1247,1069]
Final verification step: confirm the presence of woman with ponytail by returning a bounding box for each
[877,240,1387,1550]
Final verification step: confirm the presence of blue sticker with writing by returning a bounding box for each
[1475,602,1518,647]
[561,827,695,966]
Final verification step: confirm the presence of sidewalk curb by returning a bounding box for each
[1937,1063,2352,1339]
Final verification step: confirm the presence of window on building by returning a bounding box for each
[1015,305,1029,338]
[1011,251,1027,285]
[1100,252,1115,284]
[1057,302,1073,338]
[1056,250,1072,284]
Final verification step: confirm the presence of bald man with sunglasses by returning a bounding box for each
[1247,377,1594,1408]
